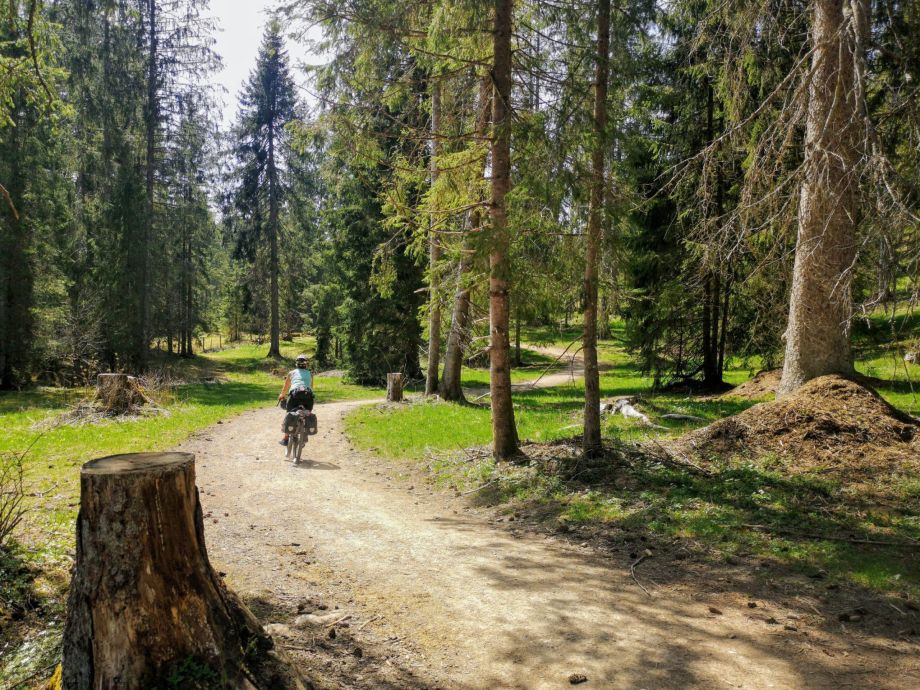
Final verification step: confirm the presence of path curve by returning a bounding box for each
[177,401,917,689]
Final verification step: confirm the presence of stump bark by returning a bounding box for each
[95,373,150,414]
[62,452,312,690]
[386,373,404,402]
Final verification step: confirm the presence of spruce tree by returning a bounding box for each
[230,21,298,359]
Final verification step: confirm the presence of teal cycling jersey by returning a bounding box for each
[290,368,312,391]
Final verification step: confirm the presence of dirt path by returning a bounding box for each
[464,345,585,400]
[178,402,917,690]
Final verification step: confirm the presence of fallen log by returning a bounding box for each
[661,413,706,422]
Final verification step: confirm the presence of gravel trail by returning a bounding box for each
[176,400,917,689]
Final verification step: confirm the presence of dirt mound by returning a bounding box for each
[673,375,919,489]
[722,369,781,400]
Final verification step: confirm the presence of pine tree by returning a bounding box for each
[230,21,298,359]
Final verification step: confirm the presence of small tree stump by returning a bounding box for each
[62,452,311,690]
[386,373,404,402]
[95,373,150,414]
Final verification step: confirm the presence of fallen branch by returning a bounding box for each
[461,479,500,495]
[0,182,19,220]
[326,614,352,628]
[358,615,380,631]
[661,413,707,422]
[630,550,653,597]
[281,644,314,653]
[0,662,58,690]
[608,398,667,429]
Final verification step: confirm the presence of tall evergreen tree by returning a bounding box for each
[230,21,298,359]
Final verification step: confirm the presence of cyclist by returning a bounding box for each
[278,354,314,446]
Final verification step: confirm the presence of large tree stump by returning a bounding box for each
[62,452,312,690]
[386,373,404,402]
[95,373,150,414]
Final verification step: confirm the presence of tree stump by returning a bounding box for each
[95,373,150,414]
[386,373,404,402]
[62,452,312,690]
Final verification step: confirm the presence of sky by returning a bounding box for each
[209,0,320,126]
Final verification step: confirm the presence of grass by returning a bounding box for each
[0,336,383,688]
[852,303,920,414]
[1,336,385,552]
[345,315,920,599]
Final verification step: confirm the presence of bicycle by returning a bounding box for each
[283,405,317,464]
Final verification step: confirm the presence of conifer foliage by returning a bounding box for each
[228,21,299,360]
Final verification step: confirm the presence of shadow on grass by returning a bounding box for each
[853,309,920,348]
[176,381,275,408]
[476,446,920,602]
[0,388,87,415]
[0,542,67,688]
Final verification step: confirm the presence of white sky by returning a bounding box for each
[210,0,320,126]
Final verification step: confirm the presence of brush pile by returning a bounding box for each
[38,373,165,429]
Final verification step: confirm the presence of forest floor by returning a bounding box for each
[180,399,919,690]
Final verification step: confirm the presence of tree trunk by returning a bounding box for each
[701,77,723,389]
[440,75,491,403]
[582,0,610,456]
[185,240,194,357]
[489,0,519,460]
[0,126,33,390]
[598,293,611,340]
[268,119,281,359]
[386,373,404,402]
[139,0,157,372]
[62,452,310,690]
[778,0,861,397]
[514,318,522,367]
[718,274,731,376]
[440,236,474,402]
[426,80,443,396]
[702,276,715,383]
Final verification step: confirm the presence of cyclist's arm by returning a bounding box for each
[279,374,291,400]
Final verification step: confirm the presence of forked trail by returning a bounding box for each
[179,401,917,690]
